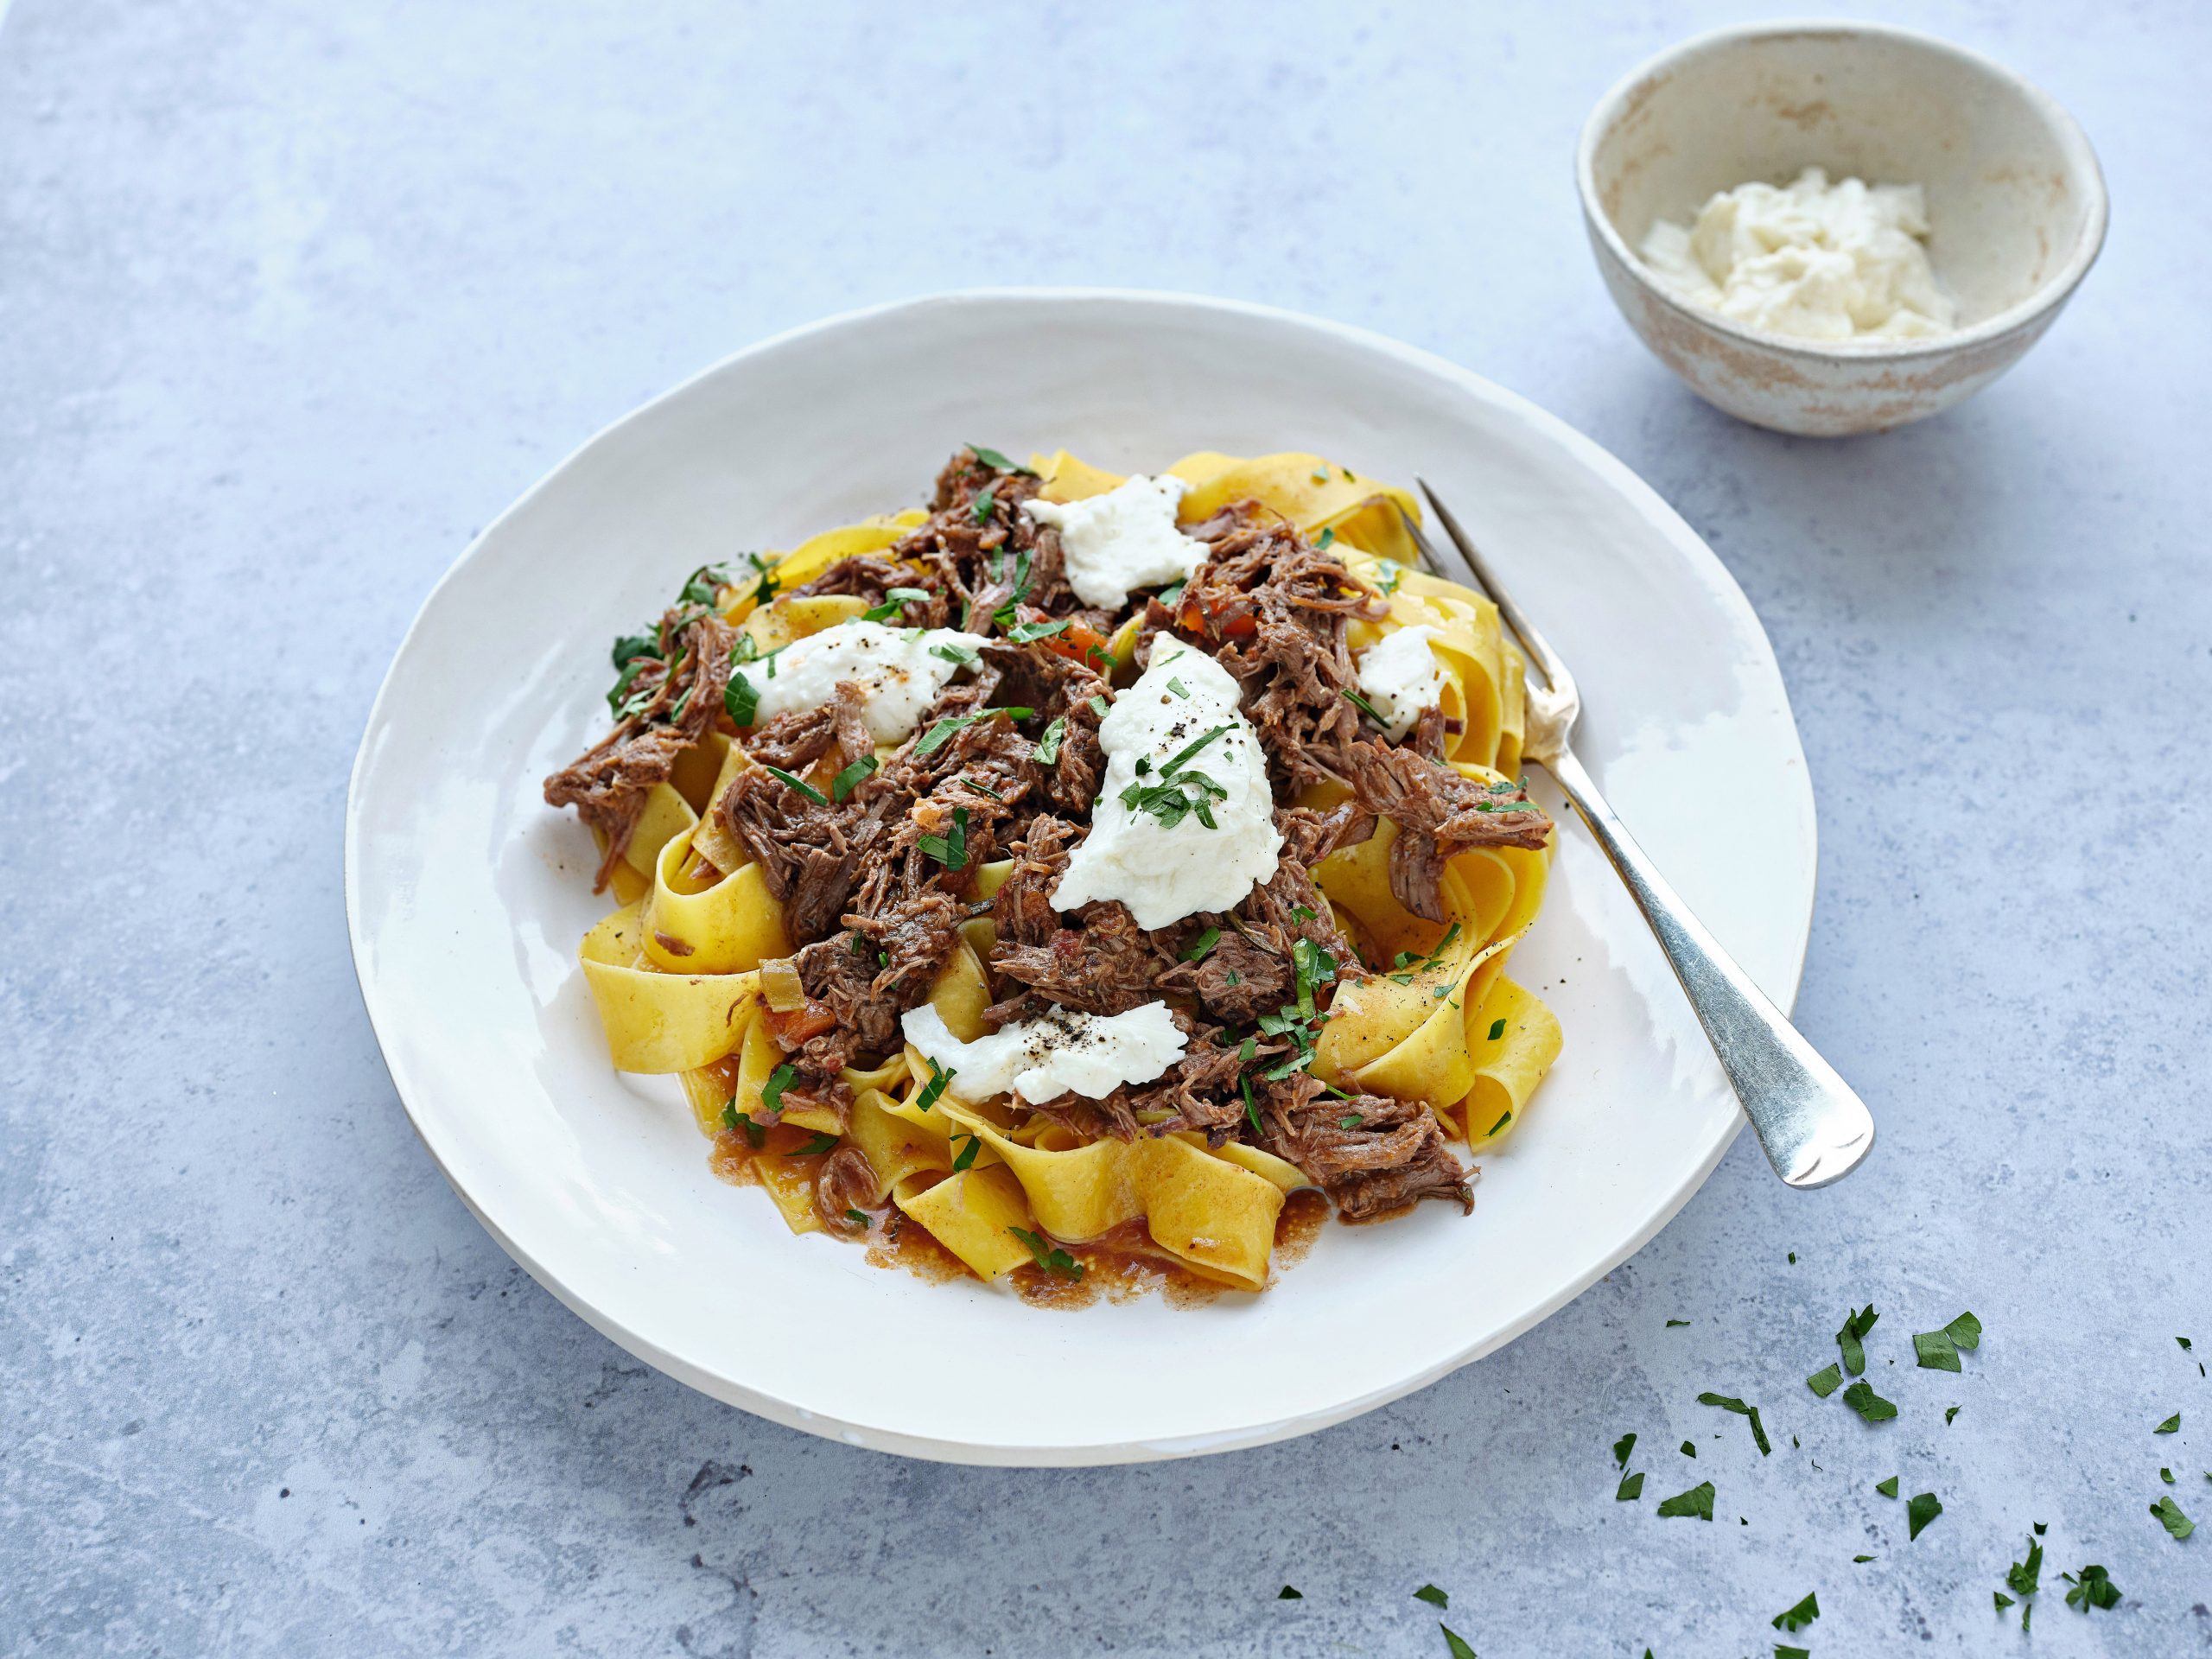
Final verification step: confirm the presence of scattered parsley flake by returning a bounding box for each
[1807,1363,1843,1397]
[1680,1441,1697,1458]
[1182,926,1221,963]
[861,586,931,622]
[1033,715,1068,765]
[1698,1392,1772,1456]
[1836,1303,1879,1375]
[1007,616,1071,645]
[760,1063,795,1116]
[2155,1412,2182,1434]
[1166,676,1190,699]
[1341,686,1388,725]
[1376,559,1404,596]
[1413,1585,1448,1609]
[1613,1432,1637,1468]
[1007,1225,1083,1280]
[965,443,1038,476]
[2181,1336,2195,1352]
[1485,1110,1511,1136]
[1088,694,1110,717]
[2152,1496,2195,1540]
[2162,1467,2175,1484]
[1945,1405,1961,1426]
[1776,1647,1809,1659]
[2062,1564,2120,1612]
[915,1058,953,1112]
[1241,1075,1261,1136]
[916,804,969,871]
[1856,1554,1876,1564]
[1486,1017,1507,1041]
[830,755,878,802]
[794,1132,838,1156]
[950,1132,981,1174]
[1912,1311,1982,1371]
[1314,526,1336,551]
[1275,1585,1301,1600]
[1439,1624,1477,1659]
[760,763,828,804]
[844,1208,869,1226]
[1338,1114,1363,1130]
[914,707,1033,756]
[1906,1491,1942,1540]
[930,639,980,666]
[1656,1480,1715,1520]
[1771,1591,1819,1633]
[1616,1471,1643,1501]
[1876,1476,1899,1497]
[1667,1319,1691,1328]
[1842,1380,1897,1422]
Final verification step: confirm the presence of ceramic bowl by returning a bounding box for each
[1577,21,2107,436]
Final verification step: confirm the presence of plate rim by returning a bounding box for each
[344,285,1813,1465]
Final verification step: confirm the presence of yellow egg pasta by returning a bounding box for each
[550,444,1562,1301]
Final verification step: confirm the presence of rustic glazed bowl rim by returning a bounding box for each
[1575,17,2109,362]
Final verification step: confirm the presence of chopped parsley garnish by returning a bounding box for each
[1341,686,1388,725]
[1007,616,1071,645]
[844,1208,869,1226]
[734,1110,765,1148]
[914,1058,953,1112]
[795,1132,838,1156]
[930,639,980,666]
[1413,1586,1448,1609]
[1771,1592,1819,1634]
[1276,1586,1301,1601]
[1121,723,1232,830]
[2062,1564,2120,1612]
[1906,1491,1942,1540]
[1033,715,1067,765]
[830,755,878,802]
[1945,1405,1961,1426]
[740,550,779,605]
[607,656,656,716]
[1008,1225,1083,1280]
[1485,1110,1511,1136]
[958,777,1003,800]
[915,706,1034,755]
[1616,1471,1644,1500]
[1157,578,1186,605]
[1486,1017,1507,1041]
[1182,926,1221,963]
[1291,938,1338,1020]
[1376,559,1404,596]
[2163,1467,2176,1484]
[2182,1336,2196,1351]
[1337,1114,1363,1130]
[677,563,730,608]
[1166,676,1191,699]
[1806,1363,1843,1397]
[950,1132,981,1173]
[970,482,999,524]
[724,670,760,727]
[1912,1310,1982,1371]
[1842,1381,1898,1422]
[1680,1441,1696,1458]
[2156,1412,2182,1433]
[719,1099,741,1134]
[1697,1392,1772,1456]
[965,443,1037,476]
[1241,1074,1262,1136]
[1440,1624,1477,1659]
[1310,465,1329,483]
[1836,1303,1879,1375]
[1656,1480,1714,1520]
[2001,1534,2042,1628]
[918,805,969,871]
[760,1063,796,1116]
[862,586,931,622]
[1876,1476,1899,1497]
[1088,694,1110,717]
[760,763,827,804]
[2152,1496,2195,1541]
[1666,1319,1690,1328]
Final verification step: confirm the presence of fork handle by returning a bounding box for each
[1542,746,1875,1188]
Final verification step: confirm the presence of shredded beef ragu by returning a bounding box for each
[543,448,1554,1248]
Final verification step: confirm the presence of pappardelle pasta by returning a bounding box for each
[544,448,1560,1296]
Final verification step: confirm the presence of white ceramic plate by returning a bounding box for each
[346,289,1815,1465]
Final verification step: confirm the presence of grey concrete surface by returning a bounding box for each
[3,1,2207,1654]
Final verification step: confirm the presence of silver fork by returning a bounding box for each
[1399,481,1876,1188]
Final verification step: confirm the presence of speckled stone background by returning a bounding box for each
[4,0,2207,1653]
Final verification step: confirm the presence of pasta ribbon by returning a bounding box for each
[578,902,757,1073]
